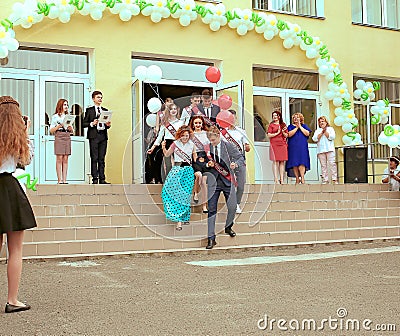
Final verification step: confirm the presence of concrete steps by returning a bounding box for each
[1,183,398,259]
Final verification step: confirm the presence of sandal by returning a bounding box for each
[176,222,182,230]
[193,193,199,203]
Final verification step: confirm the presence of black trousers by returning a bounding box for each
[89,132,107,181]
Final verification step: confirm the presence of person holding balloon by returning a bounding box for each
[220,109,250,214]
[312,116,338,184]
[161,126,196,230]
[189,115,209,213]
[267,110,288,184]
[147,103,183,182]
[286,112,311,184]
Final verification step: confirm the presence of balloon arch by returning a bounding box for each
[0,0,398,148]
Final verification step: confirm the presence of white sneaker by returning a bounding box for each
[236,204,242,214]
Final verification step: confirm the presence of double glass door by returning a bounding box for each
[0,72,90,183]
[253,88,321,183]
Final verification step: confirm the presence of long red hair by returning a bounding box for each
[54,99,68,115]
[0,96,30,166]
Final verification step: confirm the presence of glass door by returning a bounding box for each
[0,72,40,181]
[253,87,321,183]
[39,75,90,183]
[216,80,244,127]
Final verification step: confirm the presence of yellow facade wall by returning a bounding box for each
[1,0,399,183]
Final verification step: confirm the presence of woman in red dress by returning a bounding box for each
[267,110,288,184]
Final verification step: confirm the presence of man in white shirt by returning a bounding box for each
[180,92,201,125]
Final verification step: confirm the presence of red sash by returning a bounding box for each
[164,122,177,137]
[220,128,242,153]
[204,144,237,187]
[171,143,192,165]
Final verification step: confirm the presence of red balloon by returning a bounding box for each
[205,66,221,83]
[218,94,232,110]
[216,110,235,128]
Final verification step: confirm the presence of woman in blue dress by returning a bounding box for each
[286,112,311,184]
[161,126,196,231]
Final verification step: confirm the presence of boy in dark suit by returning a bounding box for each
[204,126,245,249]
[83,90,111,184]
[197,89,220,124]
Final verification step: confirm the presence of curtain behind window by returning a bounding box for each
[296,0,316,16]
[366,0,382,25]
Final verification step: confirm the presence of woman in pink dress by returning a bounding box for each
[267,110,288,184]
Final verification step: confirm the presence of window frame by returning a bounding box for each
[352,0,400,30]
[253,0,324,18]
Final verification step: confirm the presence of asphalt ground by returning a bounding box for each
[0,240,399,336]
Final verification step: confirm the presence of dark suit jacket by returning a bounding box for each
[196,104,220,123]
[205,140,245,187]
[83,106,110,140]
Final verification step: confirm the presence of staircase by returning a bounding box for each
[2,183,399,259]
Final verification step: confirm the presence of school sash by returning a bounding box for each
[191,133,205,151]
[192,105,214,127]
[172,143,192,165]
[204,144,237,187]
[164,122,177,137]
[220,128,243,154]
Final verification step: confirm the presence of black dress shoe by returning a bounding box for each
[225,227,236,237]
[5,303,31,313]
[206,238,217,249]
[92,179,98,184]
[99,180,110,184]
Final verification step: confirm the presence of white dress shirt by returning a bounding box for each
[226,127,249,153]
[0,155,17,173]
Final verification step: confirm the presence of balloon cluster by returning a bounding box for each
[170,0,197,27]
[134,65,163,83]
[254,13,279,40]
[378,125,400,149]
[370,99,390,125]
[227,8,254,36]
[200,3,227,32]
[0,24,19,58]
[353,80,380,105]
[47,0,76,23]
[142,0,170,23]
[109,0,140,22]
[278,22,301,49]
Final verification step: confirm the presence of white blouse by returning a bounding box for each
[173,140,195,163]
[0,156,17,174]
[312,126,336,154]
[50,113,66,130]
[225,127,249,152]
[154,119,184,146]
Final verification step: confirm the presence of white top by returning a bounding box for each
[173,140,195,163]
[50,113,66,130]
[312,126,336,154]
[192,130,209,152]
[0,155,17,173]
[226,127,249,152]
[382,167,400,191]
[154,119,184,146]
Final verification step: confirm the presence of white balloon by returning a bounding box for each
[134,66,148,81]
[388,136,399,148]
[146,65,162,83]
[342,135,352,145]
[146,113,157,127]
[151,12,162,23]
[306,48,318,59]
[179,15,191,27]
[209,21,220,31]
[264,30,274,40]
[325,91,335,100]
[59,12,71,23]
[318,65,330,75]
[237,25,248,36]
[334,116,345,126]
[90,9,103,20]
[48,7,60,19]
[378,133,388,145]
[6,39,19,52]
[283,39,294,49]
[333,97,343,107]
[0,46,8,59]
[119,9,132,21]
[147,97,162,113]
[356,80,366,90]
[342,123,353,133]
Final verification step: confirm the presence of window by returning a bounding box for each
[253,68,319,91]
[253,0,322,17]
[352,0,400,29]
[2,47,89,74]
[353,77,400,159]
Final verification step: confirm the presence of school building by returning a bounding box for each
[0,0,399,184]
